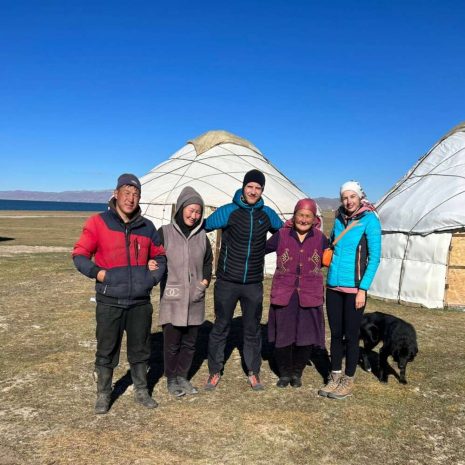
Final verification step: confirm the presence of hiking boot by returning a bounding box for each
[247,372,264,391]
[204,373,221,391]
[328,375,354,400]
[134,389,158,409]
[94,366,113,414]
[177,376,198,395]
[167,378,186,397]
[290,375,302,388]
[276,376,291,388]
[318,371,343,398]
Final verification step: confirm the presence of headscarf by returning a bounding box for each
[287,198,322,230]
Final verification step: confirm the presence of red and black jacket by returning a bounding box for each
[72,201,166,306]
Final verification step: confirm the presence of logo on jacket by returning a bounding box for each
[164,287,180,298]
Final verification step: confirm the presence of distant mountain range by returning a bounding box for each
[0,190,341,210]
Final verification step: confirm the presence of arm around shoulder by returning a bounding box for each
[204,204,234,232]
[264,207,283,233]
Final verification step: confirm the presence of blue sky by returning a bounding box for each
[1,0,464,201]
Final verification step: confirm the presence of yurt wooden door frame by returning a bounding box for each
[446,231,465,308]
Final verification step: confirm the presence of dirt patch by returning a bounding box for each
[0,245,71,256]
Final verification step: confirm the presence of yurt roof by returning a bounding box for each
[139,130,310,219]
[376,122,465,235]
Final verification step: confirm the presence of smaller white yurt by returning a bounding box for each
[370,122,465,309]
[139,130,317,274]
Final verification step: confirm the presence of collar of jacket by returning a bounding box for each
[289,226,315,242]
[232,188,264,210]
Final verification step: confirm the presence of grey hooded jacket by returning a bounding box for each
[158,186,210,326]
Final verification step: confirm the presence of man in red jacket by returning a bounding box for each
[73,173,166,414]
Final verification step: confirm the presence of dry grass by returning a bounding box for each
[1,211,465,465]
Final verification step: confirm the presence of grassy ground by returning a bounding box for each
[0,211,464,465]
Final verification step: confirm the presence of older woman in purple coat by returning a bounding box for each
[266,198,329,388]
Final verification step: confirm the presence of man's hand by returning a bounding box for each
[97,270,106,282]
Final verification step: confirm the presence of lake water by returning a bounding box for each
[0,199,107,212]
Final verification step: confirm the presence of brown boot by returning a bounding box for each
[328,375,354,399]
[317,372,343,397]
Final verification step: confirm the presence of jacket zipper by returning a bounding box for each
[357,244,362,281]
[243,208,254,283]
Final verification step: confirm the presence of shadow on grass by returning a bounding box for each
[110,315,331,403]
[0,237,14,242]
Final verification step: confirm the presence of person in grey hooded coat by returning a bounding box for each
[150,186,213,396]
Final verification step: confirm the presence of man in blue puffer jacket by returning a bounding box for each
[203,170,283,391]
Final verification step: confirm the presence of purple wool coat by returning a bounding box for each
[266,227,328,308]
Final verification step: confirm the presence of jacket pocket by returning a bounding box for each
[191,282,207,303]
[162,284,182,301]
[95,268,129,298]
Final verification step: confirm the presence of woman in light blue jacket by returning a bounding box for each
[318,181,381,400]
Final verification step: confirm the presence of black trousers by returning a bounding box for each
[208,280,263,375]
[326,288,365,377]
[163,323,199,379]
[95,302,153,369]
[274,344,311,378]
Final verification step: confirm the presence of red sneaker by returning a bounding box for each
[247,372,264,391]
[204,373,221,391]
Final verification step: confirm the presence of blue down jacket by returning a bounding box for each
[326,207,381,291]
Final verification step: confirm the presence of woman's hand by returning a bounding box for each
[148,259,158,271]
[355,289,366,310]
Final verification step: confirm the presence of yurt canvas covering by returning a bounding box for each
[139,130,315,274]
[370,122,465,309]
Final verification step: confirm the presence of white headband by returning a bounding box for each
[340,181,365,199]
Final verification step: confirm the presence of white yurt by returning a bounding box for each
[139,130,316,274]
[370,122,465,309]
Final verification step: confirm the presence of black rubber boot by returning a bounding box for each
[94,366,113,414]
[130,363,158,409]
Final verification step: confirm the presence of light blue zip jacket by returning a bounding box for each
[326,207,381,291]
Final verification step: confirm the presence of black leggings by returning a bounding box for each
[326,288,365,377]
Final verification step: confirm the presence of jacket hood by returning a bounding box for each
[173,186,205,235]
[232,188,264,210]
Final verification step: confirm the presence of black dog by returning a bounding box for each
[359,311,418,384]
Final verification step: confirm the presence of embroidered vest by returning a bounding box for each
[270,228,325,308]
